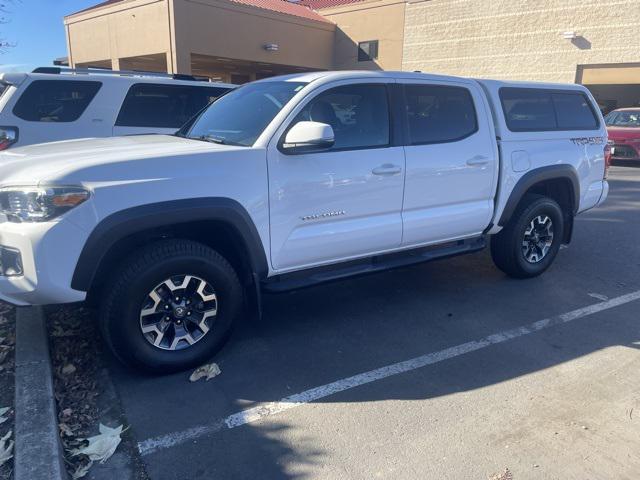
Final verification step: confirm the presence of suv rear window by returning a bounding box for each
[116,84,230,129]
[500,88,599,132]
[13,80,102,122]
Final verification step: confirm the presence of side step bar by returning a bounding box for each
[262,236,487,293]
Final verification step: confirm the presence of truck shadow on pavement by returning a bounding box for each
[105,169,640,479]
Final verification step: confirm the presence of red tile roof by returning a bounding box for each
[71,0,333,23]
[299,0,364,9]
[71,0,124,16]
[228,0,332,22]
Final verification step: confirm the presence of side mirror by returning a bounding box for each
[282,121,334,153]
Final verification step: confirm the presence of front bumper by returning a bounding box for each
[0,219,88,306]
[610,143,640,160]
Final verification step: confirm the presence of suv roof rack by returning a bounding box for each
[32,66,211,82]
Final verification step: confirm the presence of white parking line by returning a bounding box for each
[138,289,640,456]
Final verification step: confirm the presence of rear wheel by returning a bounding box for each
[491,194,564,278]
[99,239,243,373]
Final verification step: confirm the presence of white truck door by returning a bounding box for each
[267,82,405,271]
[400,80,499,247]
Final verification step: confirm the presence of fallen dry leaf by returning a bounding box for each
[59,422,74,437]
[62,364,77,375]
[71,423,125,464]
[489,468,513,480]
[71,460,93,479]
[0,407,9,425]
[190,363,221,382]
[0,430,13,467]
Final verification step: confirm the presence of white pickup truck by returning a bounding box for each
[0,71,609,372]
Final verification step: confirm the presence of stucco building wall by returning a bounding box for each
[321,0,406,71]
[66,0,173,70]
[402,0,640,82]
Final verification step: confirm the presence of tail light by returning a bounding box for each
[603,143,612,179]
[0,127,18,151]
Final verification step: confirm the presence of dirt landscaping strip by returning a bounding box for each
[47,305,149,480]
[0,303,15,480]
[13,306,66,480]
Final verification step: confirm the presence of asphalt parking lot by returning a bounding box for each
[103,166,640,480]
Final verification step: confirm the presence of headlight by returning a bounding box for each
[0,186,90,222]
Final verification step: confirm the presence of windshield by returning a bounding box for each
[181,81,307,146]
[605,110,640,127]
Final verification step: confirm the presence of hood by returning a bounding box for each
[606,126,640,141]
[0,135,239,185]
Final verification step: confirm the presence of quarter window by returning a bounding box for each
[116,84,231,129]
[13,80,102,122]
[403,84,478,144]
[291,84,390,151]
[500,88,599,132]
[358,41,379,62]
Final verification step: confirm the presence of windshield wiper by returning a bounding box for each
[197,134,228,145]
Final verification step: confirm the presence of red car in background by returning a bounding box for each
[605,108,640,161]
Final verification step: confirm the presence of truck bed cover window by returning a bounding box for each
[500,87,599,132]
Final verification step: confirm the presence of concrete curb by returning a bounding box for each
[14,306,67,480]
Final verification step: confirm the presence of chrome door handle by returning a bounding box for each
[466,155,489,166]
[372,164,402,175]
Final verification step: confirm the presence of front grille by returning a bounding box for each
[612,144,639,159]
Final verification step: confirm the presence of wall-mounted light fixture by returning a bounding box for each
[264,43,279,51]
[562,31,578,40]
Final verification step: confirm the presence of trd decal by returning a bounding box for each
[570,137,605,145]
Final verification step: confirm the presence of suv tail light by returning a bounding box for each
[603,143,612,179]
[0,127,18,151]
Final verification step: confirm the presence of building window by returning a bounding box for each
[358,40,379,62]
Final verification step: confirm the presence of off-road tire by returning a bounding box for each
[99,239,242,373]
[491,194,564,279]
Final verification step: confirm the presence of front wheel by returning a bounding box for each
[491,194,565,279]
[99,239,243,373]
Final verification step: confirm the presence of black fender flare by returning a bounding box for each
[71,198,268,292]
[498,165,580,227]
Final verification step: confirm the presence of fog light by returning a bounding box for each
[0,246,23,276]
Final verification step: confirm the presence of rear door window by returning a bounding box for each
[500,87,599,132]
[116,84,230,128]
[13,80,102,122]
[403,84,478,144]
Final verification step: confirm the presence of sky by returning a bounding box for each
[0,0,100,72]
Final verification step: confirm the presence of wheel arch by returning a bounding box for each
[72,198,269,301]
[498,165,580,243]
